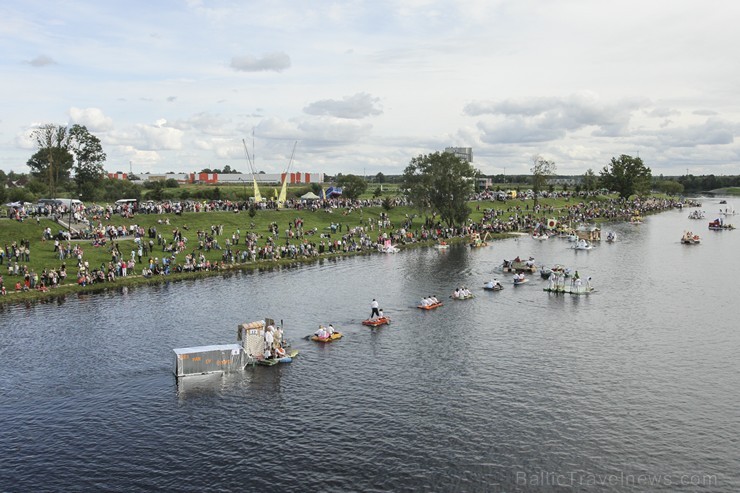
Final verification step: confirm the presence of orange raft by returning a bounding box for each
[417,302,443,310]
[362,317,391,327]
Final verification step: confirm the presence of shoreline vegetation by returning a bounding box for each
[0,193,688,306]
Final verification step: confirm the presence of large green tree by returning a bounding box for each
[28,124,74,197]
[582,168,598,191]
[336,174,368,200]
[69,124,107,200]
[600,154,652,199]
[28,123,107,200]
[530,155,556,208]
[402,152,477,227]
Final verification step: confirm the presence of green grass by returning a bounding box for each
[0,194,620,304]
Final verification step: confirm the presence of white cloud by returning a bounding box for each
[2,0,740,176]
[26,55,56,67]
[303,93,383,119]
[230,52,291,72]
[68,107,114,132]
[136,124,184,150]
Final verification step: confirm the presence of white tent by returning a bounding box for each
[300,191,320,201]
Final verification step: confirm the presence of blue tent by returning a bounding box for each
[324,186,343,198]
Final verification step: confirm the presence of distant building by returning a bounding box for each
[477,177,492,190]
[444,147,473,163]
[548,177,582,186]
[106,171,325,184]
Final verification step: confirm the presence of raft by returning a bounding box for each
[513,278,529,285]
[311,332,343,342]
[363,317,390,327]
[452,294,474,300]
[483,285,503,291]
[543,287,595,295]
[418,302,443,310]
[255,349,299,366]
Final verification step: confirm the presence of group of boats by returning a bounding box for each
[680,202,736,243]
[178,203,740,378]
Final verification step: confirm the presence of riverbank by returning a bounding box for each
[0,194,682,306]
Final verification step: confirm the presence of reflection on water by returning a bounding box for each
[1,204,739,492]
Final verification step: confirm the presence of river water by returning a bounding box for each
[1,203,738,492]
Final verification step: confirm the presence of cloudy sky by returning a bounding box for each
[2,0,739,178]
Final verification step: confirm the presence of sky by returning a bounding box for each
[2,0,740,178]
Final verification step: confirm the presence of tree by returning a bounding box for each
[375,172,386,184]
[582,168,598,191]
[164,178,180,188]
[656,180,684,196]
[336,174,368,200]
[373,186,383,198]
[531,155,556,208]
[28,124,74,197]
[402,152,477,227]
[148,181,165,201]
[69,124,106,200]
[600,154,652,199]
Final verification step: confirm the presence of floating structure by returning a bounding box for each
[708,219,735,230]
[572,239,593,250]
[173,318,297,377]
[544,275,594,295]
[418,302,443,310]
[501,257,537,273]
[469,232,490,248]
[363,317,390,327]
[483,281,503,291]
[681,231,701,244]
[311,331,343,343]
[576,224,601,242]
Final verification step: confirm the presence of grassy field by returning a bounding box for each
[0,194,609,304]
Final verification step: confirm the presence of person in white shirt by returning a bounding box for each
[264,327,274,351]
[370,299,380,319]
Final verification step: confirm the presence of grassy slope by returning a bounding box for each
[0,195,606,304]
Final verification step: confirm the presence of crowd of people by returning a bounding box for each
[1,193,688,297]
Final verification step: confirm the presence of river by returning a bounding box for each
[1,202,738,492]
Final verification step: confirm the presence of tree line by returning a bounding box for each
[2,121,735,222]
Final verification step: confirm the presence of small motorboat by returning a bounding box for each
[418,302,443,310]
[311,331,343,342]
[362,317,390,327]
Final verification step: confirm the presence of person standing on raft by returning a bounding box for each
[370,299,380,319]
